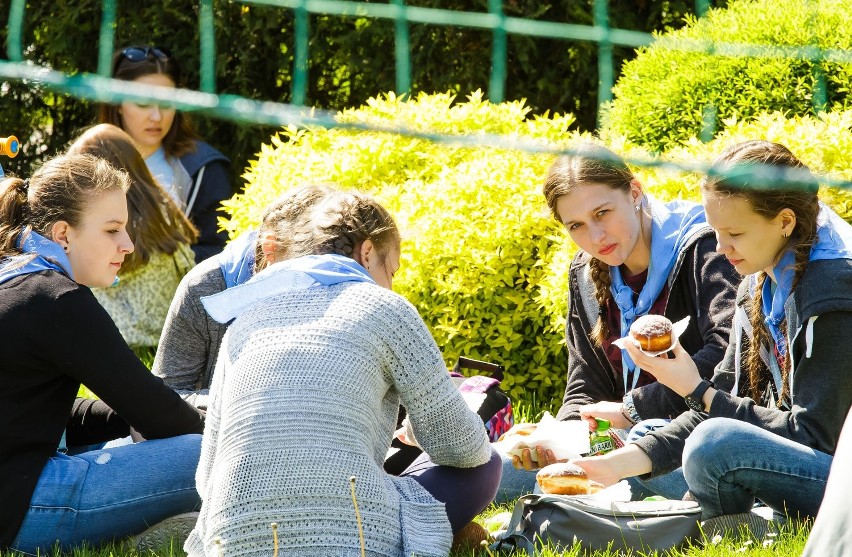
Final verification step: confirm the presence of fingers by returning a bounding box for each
[521,448,537,471]
[582,415,598,432]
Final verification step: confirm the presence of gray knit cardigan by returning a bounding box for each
[184,281,491,557]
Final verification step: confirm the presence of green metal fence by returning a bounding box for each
[1,0,848,187]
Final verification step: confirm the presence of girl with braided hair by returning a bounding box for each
[496,142,739,502]
[573,140,852,527]
[185,188,501,557]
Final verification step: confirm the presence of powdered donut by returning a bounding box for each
[536,462,590,495]
[629,314,674,352]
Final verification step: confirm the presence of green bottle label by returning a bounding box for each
[589,418,614,455]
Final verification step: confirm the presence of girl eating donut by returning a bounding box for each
[573,140,852,527]
[496,142,740,502]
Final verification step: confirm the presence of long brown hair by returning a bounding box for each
[701,140,820,404]
[98,45,198,157]
[543,142,637,346]
[1,153,130,260]
[67,124,198,274]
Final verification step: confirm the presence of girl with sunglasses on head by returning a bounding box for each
[67,123,198,348]
[0,153,205,553]
[495,142,740,503]
[100,45,232,263]
[572,140,852,528]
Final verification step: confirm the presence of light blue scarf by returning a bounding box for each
[218,230,258,289]
[0,230,74,285]
[761,202,852,360]
[202,253,375,323]
[609,197,709,391]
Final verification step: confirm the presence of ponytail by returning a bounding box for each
[0,177,30,258]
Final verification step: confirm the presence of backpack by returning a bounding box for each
[492,494,702,554]
[451,356,514,442]
[383,356,513,475]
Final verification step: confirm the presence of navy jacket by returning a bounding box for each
[179,140,232,263]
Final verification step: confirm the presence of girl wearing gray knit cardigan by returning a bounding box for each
[184,188,501,557]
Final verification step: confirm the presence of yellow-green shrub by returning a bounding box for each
[227,92,582,403]
[226,92,852,405]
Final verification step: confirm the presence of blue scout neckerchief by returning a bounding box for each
[0,230,74,285]
[761,202,852,366]
[609,197,709,391]
[218,230,258,289]
[202,253,375,324]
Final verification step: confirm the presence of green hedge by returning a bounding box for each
[228,92,581,403]
[601,0,852,152]
[230,92,852,405]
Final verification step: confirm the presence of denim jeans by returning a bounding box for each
[683,417,832,520]
[493,450,538,505]
[11,434,202,555]
[626,419,691,501]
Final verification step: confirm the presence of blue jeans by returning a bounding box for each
[683,418,832,520]
[627,419,691,501]
[493,450,537,505]
[11,434,202,555]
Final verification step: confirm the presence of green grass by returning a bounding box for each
[60,370,811,556]
[1,515,810,556]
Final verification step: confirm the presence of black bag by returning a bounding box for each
[492,494,702,554]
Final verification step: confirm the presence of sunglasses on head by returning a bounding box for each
[120,46,172,63]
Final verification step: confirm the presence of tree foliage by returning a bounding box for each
[1,0,710,181]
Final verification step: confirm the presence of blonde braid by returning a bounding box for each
[745,273,772,401]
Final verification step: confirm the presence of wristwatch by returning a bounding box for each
[684,380,713,412]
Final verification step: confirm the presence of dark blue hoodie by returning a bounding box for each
[179,140,232,263]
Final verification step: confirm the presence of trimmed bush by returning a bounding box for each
[231,91,852,406]
[601,0,852,152]
[229,92,581,403]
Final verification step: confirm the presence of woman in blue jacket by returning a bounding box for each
[100,45,231,262]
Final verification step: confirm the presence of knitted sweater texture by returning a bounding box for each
[184,281,491,557]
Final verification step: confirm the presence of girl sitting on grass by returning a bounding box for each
[0,153,205,553]
[67,123,198,348]
[497,142,739,502]
[185,187,501,557]
[574,140,852,529]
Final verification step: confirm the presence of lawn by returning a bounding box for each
[6,396,813,557]
[0,516,811,556]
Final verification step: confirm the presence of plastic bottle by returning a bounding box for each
[588,418,615,456]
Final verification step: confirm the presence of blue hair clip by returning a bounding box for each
[111,276,120,287]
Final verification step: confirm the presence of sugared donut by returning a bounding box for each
[629,314,674,352]
[536,462,590,495]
